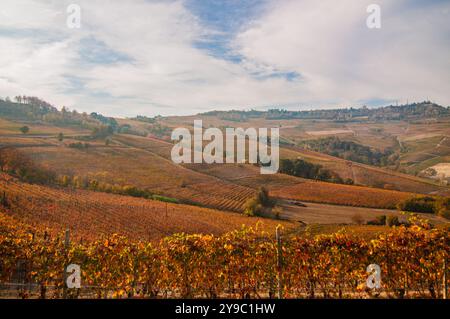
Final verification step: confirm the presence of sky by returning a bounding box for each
[0,0,449,117]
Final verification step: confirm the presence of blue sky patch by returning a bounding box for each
[186,0,301,82]
[77,37,133,65]
[185,0,269,33]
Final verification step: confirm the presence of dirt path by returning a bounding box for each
[437,136,448,148]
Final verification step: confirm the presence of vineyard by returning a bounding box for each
[0,174,291,242]
[22,143,257,212]
[271,181,415,209]
[186,182,255,212]
[285,147,445,193]
[0,212,448,299]
[11,129,445,213]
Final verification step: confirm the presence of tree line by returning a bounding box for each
[279,158,354,185]
[0,97,121,140]
[397,196,450,219]
[0,148,56,185]
[299,137,398,166]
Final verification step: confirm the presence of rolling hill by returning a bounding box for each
[1,98,449,240]
[0,173,293,242]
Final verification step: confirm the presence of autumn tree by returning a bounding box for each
[243,187,276,217]
[436,197,450,219]
[20,126,29,134]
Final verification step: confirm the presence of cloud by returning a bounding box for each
[0,0,449,117]
[233,0,450,107]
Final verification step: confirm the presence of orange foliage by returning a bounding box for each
[272,181,415,209]
[0,173,292,242]
[0,213,448,299]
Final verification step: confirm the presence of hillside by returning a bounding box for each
[271,181,414,209]
[5,131,429,211]
[1,97,449,223]
[0,173,293,242]
[280,145,448,195]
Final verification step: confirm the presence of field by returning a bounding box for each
[279,200,447,225]
[163,114,450,189]
[0,173,293,242]
[0,118,90,136]
[305,129,354,136]
[271,181,415,209]
[2,118,449,216]
[20,139,257,212]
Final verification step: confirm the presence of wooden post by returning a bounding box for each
[63,229,70,299]
[1,191,6,207]
[444,258,447,300]
[404,272,408,298]
[276,227,283,299]
[65,228,70,248]
[165,202,168,218]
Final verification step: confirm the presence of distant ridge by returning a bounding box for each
[199,101,450,121]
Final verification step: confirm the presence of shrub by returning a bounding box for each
[122,185,152,198]
[344,178,355,185]
[272,206,283,220]
[256,187,276,208]
[243,187,276,217]
[397,196,436,214]
[152,195,179,204]
[367,215,386,225]
[68,142,90,149]
[387,215,400,227]
[435,197,450,220]
[351,213,364,225]
[91,125,114,139]
[59,175,71,187]
[0,148,56,185]
[19,126,29,134]
[243,198,263,217]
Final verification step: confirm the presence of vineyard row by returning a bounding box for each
[0,213,448,299]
